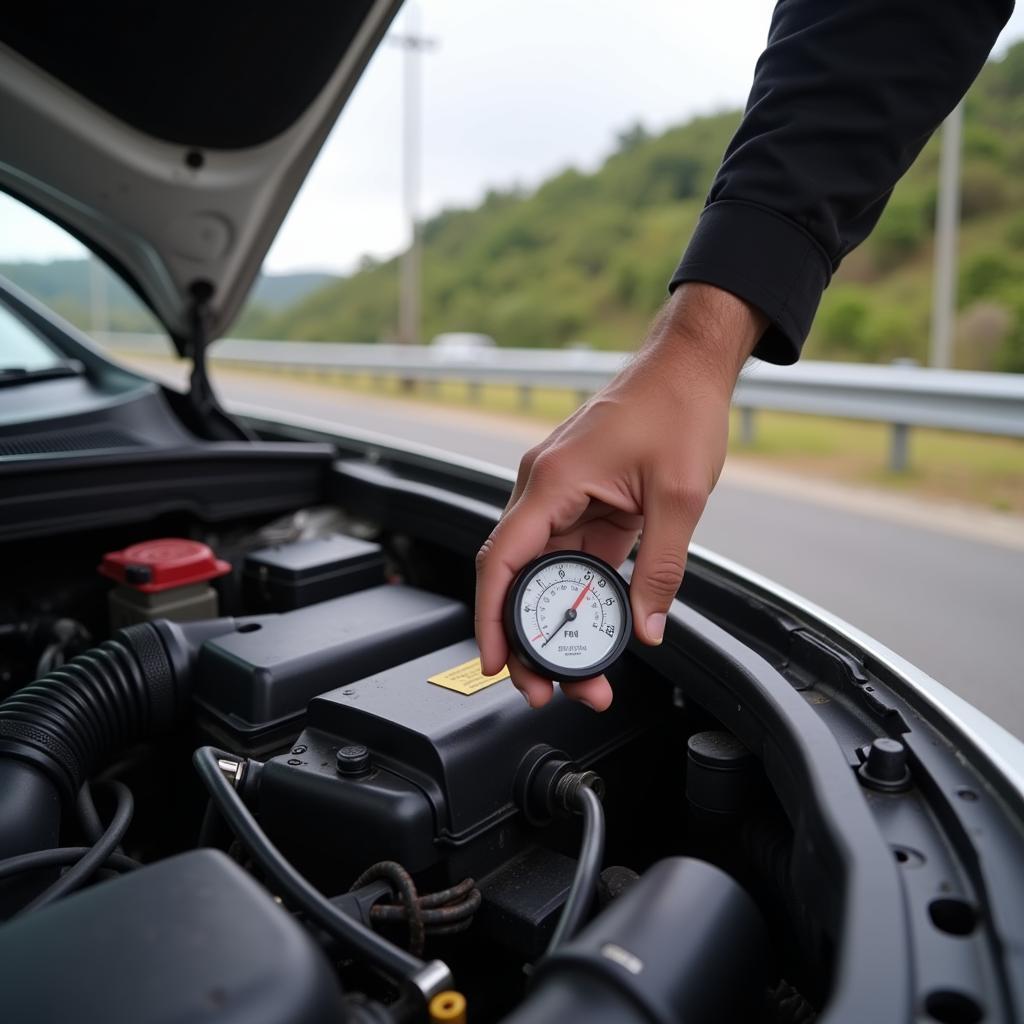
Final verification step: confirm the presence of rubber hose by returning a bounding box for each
[0,847,141,883]
[0,618,237,915]
[16,781,134,916]
[0,617,237,803]
[0,624,176,801]
[545,784,605,953]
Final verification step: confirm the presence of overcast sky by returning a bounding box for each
[5,0,1024,274]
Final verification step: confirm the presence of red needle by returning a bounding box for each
[570,580,593,611]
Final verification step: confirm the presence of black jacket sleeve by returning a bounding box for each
[670,0,1014,364]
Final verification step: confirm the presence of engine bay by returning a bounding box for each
[1,446,1022,1024]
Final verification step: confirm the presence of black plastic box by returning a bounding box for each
[258,638,656,889]
[242,535,386,612]
[193,584,471,755]
[0,850,344,1024]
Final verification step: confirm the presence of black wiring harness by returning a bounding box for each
[351,861,481,956]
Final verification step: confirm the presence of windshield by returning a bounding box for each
[0,191,168,352]
[0,302,64,371]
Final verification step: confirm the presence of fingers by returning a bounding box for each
[507,444,540,512]
[474,493,558,676]
[630,481,705,645]
[507,653,612,713]
[507,652,553,707]
[477,446,595,675]
[559,675,613,712]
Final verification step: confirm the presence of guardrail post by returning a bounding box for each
[739,407,756,446]
[468,379,482,402]
[889,423,911,473]
[519,384,533,410]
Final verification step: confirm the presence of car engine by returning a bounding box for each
[0,494,1015,1024]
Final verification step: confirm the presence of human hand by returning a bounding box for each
[474,283,766,710]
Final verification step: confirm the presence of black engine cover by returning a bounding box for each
[0,850,343,1024]
[259,638,656,888]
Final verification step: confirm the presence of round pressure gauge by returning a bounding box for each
[503,550,632,681]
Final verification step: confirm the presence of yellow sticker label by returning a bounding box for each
[428,657,510,696]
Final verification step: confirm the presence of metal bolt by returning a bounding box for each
[336,744,371,776]
[217,756,245,789]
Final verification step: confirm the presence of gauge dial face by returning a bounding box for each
[503,551,632,681]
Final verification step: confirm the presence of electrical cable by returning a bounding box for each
[364,873,481,940]
[193,746,447,993]
[197,798,233,851]
[418,878,476,910]
[545,783,605,953]
[352,861,425,955]
[15,781,134,916]
[0,846,141,885]
[370,890,481,928]
[76,783,105,844]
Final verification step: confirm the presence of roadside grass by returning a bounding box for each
[274,367,1024,515]
[726,410,1024,514]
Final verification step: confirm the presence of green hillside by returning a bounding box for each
[0,259,336,333]
[255,43,1024,372]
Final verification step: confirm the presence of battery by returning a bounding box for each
[242,535,386,612]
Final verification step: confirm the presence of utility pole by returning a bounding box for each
[391,8,437,349]
[929,101,963,369]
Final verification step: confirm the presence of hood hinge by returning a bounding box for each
[185,281,253,441]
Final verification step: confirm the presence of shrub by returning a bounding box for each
[959,161,1009,219]
[815,290,872,356]
[1004,212,1024,250]
[959,251,1017,305]
[861,307,924,363]
[997,303,1024,373]
[955,301,1012,370]
[870,199,927,272]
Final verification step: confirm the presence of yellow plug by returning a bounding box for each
[429,990,467,1024]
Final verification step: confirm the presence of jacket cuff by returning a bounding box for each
[668,200,833,365]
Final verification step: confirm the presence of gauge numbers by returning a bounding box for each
[503,551,632,681]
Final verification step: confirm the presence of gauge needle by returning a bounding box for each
[540,580,593,648]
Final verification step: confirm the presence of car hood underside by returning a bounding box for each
[0,1,401,352]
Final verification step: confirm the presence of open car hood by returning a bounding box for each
[0,2,401,354]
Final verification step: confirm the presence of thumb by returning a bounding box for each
[630,485,703,645]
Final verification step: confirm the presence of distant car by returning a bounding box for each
[430,332,497,361]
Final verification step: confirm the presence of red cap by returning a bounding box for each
[99,538,231,593]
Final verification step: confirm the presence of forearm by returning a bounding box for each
[672,0,1014,363]
[631,284,768,400]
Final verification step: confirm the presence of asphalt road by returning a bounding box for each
[133,359,1024,738]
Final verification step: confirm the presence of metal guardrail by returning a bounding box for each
[98,333,1024,472]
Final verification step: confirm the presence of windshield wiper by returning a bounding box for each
[0,361,84,388]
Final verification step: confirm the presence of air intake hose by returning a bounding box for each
[0,618,238,860]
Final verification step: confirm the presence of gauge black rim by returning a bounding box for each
[503,549,632,681]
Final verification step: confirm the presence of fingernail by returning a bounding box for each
[646,612,666,644]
